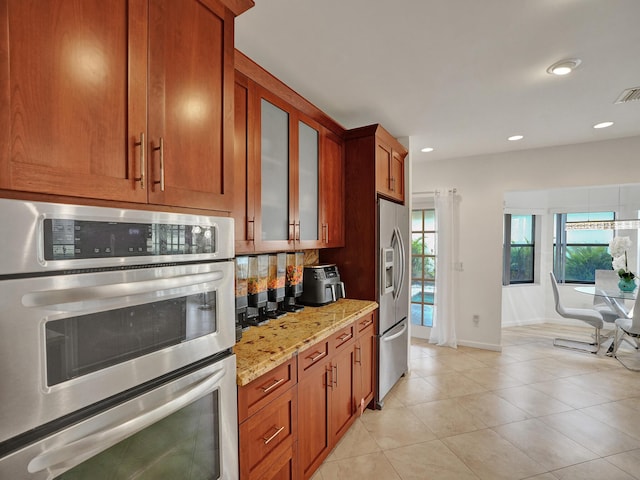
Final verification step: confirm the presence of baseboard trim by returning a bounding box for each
[457,339,502,352]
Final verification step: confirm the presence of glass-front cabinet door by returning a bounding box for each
[254,89,323,251]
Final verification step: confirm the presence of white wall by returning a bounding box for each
[411,135,640,350]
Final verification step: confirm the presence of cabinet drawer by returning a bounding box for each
[356,312,375,335]
[298,340,330,376]
[332,324,355,352]
[238,358,297,422]
[239,386,297,478]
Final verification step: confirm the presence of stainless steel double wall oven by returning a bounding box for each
[0,199,238,479]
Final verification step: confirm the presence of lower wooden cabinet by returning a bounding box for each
[238,358,298,480]
[238,310,377,480]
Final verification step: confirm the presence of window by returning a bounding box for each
[411,209,435,328]
[503,214,536,285]
[553,212,614,283]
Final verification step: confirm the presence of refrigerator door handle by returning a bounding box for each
[382,320,408,342]
[392,226,406,300]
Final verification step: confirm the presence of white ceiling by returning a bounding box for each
[234,0,640,163]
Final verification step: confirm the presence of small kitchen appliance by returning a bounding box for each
[299,264,346,306]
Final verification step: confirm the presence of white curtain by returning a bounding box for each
[429,189,460,348]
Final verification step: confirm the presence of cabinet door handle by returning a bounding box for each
[307,350,326,362]
[288,222,295,241]
[134,132,145,189]
[322,223,329,244]
[247,218,255,241]
[153,137,165,191]
[337,332,351,342]
[333,365,338,387]
[295,221,301,241]
[326,368,332,390]
[355,345,362,365]
[260,377,285,394]
[262,425,285,445]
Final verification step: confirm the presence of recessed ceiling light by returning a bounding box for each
[593,121,614,129]
[546,58,581,76]
[508,135,524,141]
[420,147,434,153]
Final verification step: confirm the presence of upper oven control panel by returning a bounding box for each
[0,198,234,275]
[44,219,216,260]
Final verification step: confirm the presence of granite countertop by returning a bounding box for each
[234,298,378,386]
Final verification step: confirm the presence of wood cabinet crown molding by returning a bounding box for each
[219,0,254,16]
[235,50,345,137]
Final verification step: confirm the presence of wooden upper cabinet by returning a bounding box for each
[348,124,407,204]
[320,129,344,248]
[0,0,242,211]
[0,0,146,202]
[375,136,406,203]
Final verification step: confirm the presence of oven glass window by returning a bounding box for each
[46,291,218,386]
[56,392,220,479]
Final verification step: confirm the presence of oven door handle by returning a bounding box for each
[22,270,225,308]
[27,365,227,474]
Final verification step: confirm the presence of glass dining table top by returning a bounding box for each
[574,286,637,301]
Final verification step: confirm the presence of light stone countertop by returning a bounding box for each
[234,298,378,386]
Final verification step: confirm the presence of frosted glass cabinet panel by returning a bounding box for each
[260,99,290,241]
[298,121,319,242]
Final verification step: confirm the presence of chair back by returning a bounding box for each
[629,292,640,331]
[550,272,568,317]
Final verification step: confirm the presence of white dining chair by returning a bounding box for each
[549,272,605,354]
[613,293,640,370]
[593,269,620,324]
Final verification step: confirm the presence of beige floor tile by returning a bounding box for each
[360,405,436,449]
[494,385,573,417]
[408,398,486,439]
[606,448,640,479]
[497,361,560,384]
[551,458,635,480]
[380,386,407,408]
[318,452,402,480]
[309,470,324,480]
[455,391,529,427]
[565,370,640,402]
[384,439,480,480]
[423,372,487,399]
[431,353,489,372]
[581,401,640,441]
[442,429,546,480]
[460,366,525,391]
[539,409,640,456]
[493,418,598,470]
[410,354,458,376]
[529,377,610,408]
[524,475,560,480]
[324,418,380,462]
[389,376,441,405]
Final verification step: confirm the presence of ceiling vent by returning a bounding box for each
[615,87,640,104]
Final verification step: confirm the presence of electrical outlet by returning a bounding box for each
[472,314,480,325]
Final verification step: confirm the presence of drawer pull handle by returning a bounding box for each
[337,332,352,342]
[307,350,326,362]
[263,425,285,445]
[260,377,285,394]
[360,319,373,328]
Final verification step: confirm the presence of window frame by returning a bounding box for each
[553,211,615,284]
[410,208,435,328]
[503,214,536,285]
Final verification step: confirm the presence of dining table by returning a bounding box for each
[575,285,637,317]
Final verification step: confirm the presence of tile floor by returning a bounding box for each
[310,323,640,480]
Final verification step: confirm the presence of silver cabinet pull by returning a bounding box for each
[262,425,285,445]
[247,217,255,241]
[260,377,285,394]
[355,345,362,365]
[333,365,338,386]
[337,332,351,342]
[153,137,165,191]
[307,350,326,362]
[134,132,145,189]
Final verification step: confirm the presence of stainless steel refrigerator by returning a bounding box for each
[377,197,410,405]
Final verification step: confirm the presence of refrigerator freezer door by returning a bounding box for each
[378,199,410,335]
[378,199,397,334]
[377,318,409,404]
